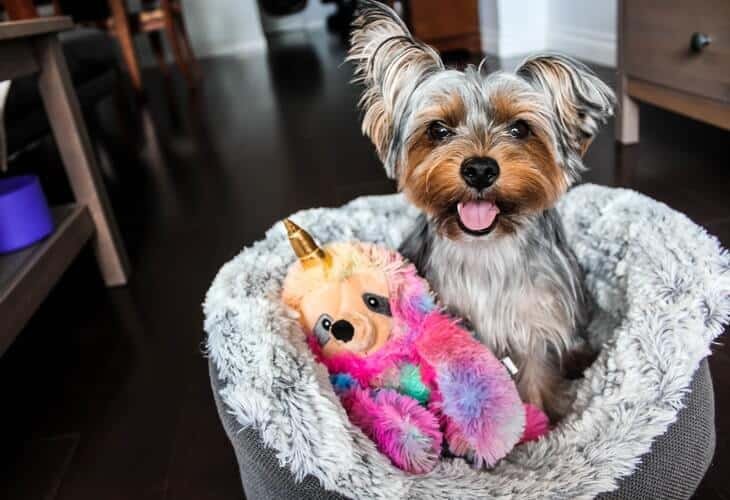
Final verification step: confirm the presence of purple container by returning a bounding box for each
[0,175,55,254]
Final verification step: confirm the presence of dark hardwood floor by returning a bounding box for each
[0,29,727,500]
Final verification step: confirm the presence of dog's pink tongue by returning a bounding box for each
[457,201,500,231]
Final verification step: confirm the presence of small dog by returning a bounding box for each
[348,1,615,421]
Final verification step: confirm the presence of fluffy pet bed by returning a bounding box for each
[205,184,729,499]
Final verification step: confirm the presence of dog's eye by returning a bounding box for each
[508,120,530,139]
[427,121,454,142]
[363,293,391,316]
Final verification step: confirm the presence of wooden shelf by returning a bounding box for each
[0,17,73,41]
[0,204,94,355]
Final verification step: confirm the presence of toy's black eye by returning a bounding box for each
[363,293,392,316]
[313,314,334,346]
[508,120,530,139]
[428,121,454,142]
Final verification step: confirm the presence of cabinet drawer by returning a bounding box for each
[623,0,730,103]
[409,0,479,41]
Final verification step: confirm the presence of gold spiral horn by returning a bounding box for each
[283,218,331,270]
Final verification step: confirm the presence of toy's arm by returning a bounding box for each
[339,385,442,474]
[520,403,550,444]
[414,312,526,467]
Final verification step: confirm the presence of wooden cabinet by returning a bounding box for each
[617,0,730,143]
[406,0,481,55]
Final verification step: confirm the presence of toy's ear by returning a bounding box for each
[516,54,615,178]
[348,0,443,179]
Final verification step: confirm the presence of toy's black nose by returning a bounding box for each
[460,157,500,190]
[331,320,354,342]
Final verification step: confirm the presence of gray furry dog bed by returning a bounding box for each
[204,184,729,499]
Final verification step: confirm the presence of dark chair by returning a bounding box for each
[3,27,124,156]
[3,0,198,95]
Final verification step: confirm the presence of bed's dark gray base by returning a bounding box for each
[209,359,715,500]
[598,359,715,500]
[210,361,346,500]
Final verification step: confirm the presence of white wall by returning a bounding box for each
[177,0,616,65]
[547,0,617,67]
[480,0,617,67]
[478,0,500,54]
[480,0,549,58]
[181,0,267,58]
[180,0,338,56]
[259,1,336,34]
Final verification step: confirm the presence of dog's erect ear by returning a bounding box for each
[517,54,615,163]
[348,1,443,179]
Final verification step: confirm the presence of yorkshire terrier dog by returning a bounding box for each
[348,1,615,421]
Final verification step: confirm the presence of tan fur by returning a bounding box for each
[399,87,567,240]
[350,3,615,422]
[517,56,614,157]
[488,136,567,216]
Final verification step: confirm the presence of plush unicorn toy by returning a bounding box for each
[281,219,549,474]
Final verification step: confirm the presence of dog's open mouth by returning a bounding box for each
[456,200,500,236]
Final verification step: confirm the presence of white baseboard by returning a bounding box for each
[547,26,616,67]
[200,39,268,58]
[263,18,327,34]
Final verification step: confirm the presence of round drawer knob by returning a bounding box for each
[690,32,711,52]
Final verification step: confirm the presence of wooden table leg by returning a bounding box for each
[161,0,197,86]
[107,0,144,95]
[148,30,170,78]
[175,14,200,83]
[33,35,130,286]
[615,0,639,144]
[616,74,640,144]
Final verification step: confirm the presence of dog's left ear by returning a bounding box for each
[348,1,443,179]
[517,54,615,160]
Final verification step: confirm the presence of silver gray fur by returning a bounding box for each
[204,186,730,499]
[349,2,614,182]
[400,209,591,356]
[400,208,593,418]
[350,1,615,418]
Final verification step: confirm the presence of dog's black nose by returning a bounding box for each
[460,157,500,190]
[331,320,355,342]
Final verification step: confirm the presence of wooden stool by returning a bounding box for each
[2,0,199,95]
[0,17,130,353]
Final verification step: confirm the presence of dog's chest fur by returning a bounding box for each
[400,210,588,359]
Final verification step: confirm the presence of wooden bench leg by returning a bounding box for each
[161,0,197,86]
[616,0,639,145]
[108,0,144,95]
[148,30,170,78]
[175,12,199,82]
[616,74,640,144]
[34,35,130,286]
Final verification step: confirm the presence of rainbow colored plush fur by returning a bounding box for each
[281,219,548,473]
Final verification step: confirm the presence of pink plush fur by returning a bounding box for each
[520,404,551,444]
[293,241,549,473]
[414,311,526,467]
[342,388,442,474]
